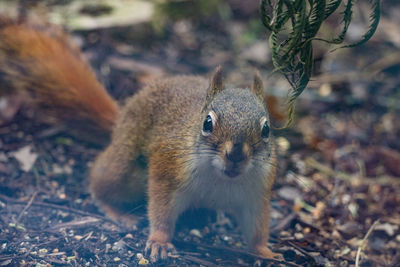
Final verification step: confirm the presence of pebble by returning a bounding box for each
[294,232,304,239]
[124,233,133,239]
[74,235,83,241]
[222,235,232,242]
[138,258,149,265]
[189,229,203,238]
[38,248,48,254]
[278,186,302,201]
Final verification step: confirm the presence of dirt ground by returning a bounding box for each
[0,0,399,266]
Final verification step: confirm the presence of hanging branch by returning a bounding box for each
[260,0,381,127]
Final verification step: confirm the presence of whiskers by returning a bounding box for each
[251,149,278,166]
[159,140,218,162]
[125,204,146,216]
[154,132,279,182]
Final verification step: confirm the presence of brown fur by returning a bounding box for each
[0,19,118,143]
[91,69,281,261]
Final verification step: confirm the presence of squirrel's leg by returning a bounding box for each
[90,141,146,228]
[235,198,282,260]
[145,155,188,262]
[145,188,177,262]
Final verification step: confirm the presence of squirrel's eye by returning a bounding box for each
[202,115,213,134]
[261,121,270,139]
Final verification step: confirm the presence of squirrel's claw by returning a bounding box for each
[255,246,283,261]
[145,239,176,262]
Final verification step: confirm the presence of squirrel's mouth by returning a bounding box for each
[210,154,248,179]
[223,166,241,178]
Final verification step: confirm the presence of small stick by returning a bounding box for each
[0,194,121,227]
[305,157,352,180]
[182,254,218,267]
[305,157,400,185]
[173,240,302,267]
[355,219,380,267]
[50,217,101,230]
[16,191,38,224]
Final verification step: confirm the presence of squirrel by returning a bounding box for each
[0,18,282,262]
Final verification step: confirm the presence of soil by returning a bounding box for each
[0,1,399,266]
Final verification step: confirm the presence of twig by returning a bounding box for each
[283,240,315,261]
[271,212,297,232]
[306,157,400,185]
[0,194,120,227]
[181,254,218,267]
[173,240,302,267]
[355,219,380,267]
[305,157,352,180]
[50,217,101,230]
[15,191,38,224]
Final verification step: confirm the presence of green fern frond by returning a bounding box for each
[343,0,380,48]
[305,0,326,38]
[324,0,342,19]
[260,0,273,30]
[282,0,306,56]
[259,0,381,127]
[331,0,354,44]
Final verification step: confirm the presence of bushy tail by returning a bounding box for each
[0,17,118,144]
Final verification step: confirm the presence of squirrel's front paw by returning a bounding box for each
[255,246,283,261]
[145,238,176,262]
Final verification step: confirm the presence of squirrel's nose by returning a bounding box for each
[226,143,246,164]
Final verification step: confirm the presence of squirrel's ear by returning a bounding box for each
[206,66,224,100]
[251,70,264,100]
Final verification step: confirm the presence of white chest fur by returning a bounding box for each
[173,156,272,215]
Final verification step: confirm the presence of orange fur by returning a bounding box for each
[0,19,118,143]
[91,70,281,261]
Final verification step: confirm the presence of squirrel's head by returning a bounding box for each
[197,67,273,179]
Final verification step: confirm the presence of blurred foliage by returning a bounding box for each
[79,3,113,17]
[260,0,381,127]
[238,18,266,46]
[152,0,230,33]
